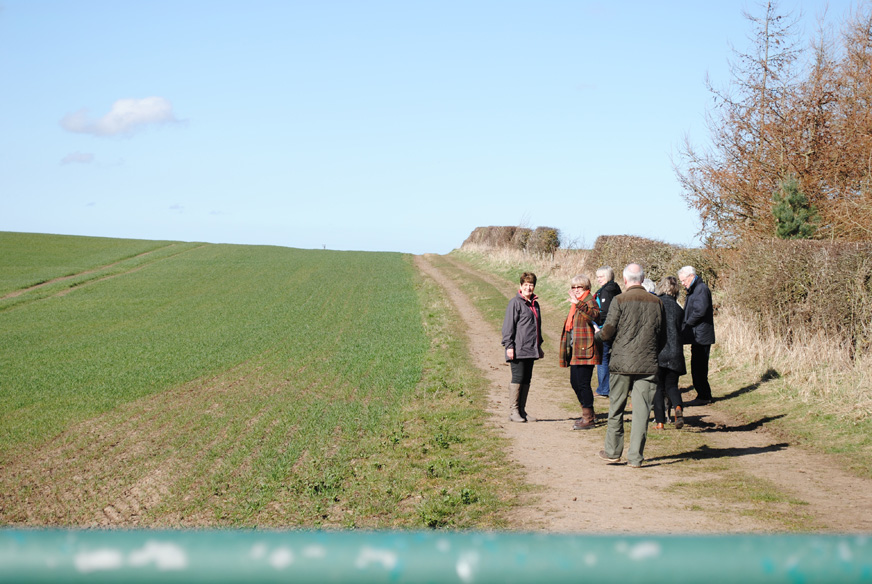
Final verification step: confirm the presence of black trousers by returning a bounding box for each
[510,358,535,384]
[690,343,712,400]
[653,367,683,423]
[570,364,594,409]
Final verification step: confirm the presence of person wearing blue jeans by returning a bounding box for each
[594,266,622,397]
[596,341,611,396]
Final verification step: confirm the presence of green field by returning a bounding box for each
[0,233,520,528]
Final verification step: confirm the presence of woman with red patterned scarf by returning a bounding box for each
[559,274,602,430]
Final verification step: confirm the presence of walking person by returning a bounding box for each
[652,276,687,429]
[678,265,715,405]
[502,272,544,422]
[595,263,665,467]
[594,266,622,398]
[558,275,601,430]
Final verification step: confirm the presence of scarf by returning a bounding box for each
[564,290,590,332]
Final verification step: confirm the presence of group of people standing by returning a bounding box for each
[500,263,715,468]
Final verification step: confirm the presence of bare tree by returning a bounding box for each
[677,0,872,244]
[676,1,802,244]
[828,3,872,238]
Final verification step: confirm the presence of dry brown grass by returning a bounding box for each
[715,304,872,422]
[456,244,592,285]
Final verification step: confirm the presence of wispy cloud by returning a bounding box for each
[60,97,179,137]
[60,152,95,165]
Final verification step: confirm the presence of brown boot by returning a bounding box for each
[518,383,536,421]
[508,383,526,422]
[572,407,596,430]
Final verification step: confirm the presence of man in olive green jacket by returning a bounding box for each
[595,263,666,468]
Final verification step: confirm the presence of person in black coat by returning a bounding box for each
[679,265,715,404]
[594,266,622,397]
[653,276,687,428]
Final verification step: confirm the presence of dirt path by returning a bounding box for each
[416,253,872,533]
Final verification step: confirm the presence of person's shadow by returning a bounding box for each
[646,442,789,465]
[681,367,780,403]
[642,368,789,466]
[684,413,786,433]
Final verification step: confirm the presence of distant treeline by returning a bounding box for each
[462,225,560,256]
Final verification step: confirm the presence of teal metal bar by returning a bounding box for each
[1,530,870,583]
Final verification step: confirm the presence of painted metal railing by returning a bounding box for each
[1,530,870,583]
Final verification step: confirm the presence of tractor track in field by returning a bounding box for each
[416,253,872,533]
[1,243,207,304]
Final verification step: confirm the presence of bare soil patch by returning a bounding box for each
[416,253,872,533]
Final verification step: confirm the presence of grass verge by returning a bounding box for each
[705,354,872,479]
[0,235,524,528]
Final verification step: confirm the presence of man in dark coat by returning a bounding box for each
[595,263,666,468]
[679,265,715,404]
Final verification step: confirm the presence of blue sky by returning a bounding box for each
[0,1,857,254]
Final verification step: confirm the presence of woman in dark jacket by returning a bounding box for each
[558,275,601,430]
[653,276,687,429]
[502,272,543,422]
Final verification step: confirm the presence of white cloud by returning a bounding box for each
[60,97,179,137]
[60,152,95,164]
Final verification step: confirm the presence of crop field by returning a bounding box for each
[0,233,520,528]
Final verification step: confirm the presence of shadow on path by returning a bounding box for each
[680,368,781,404]
[685,414,787,433]
[647,442,790,463]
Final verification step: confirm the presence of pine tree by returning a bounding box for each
[772,177,819,239]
